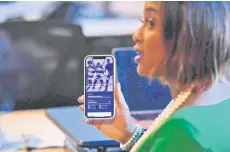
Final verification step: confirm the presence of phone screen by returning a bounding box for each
[84,55,115,118]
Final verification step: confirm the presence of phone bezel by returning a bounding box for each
[84,55,116,119]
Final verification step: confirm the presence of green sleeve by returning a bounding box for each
[136,118,207,152]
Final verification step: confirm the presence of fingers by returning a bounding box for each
[78,95,85,112]
[114,83,129,110]
[78,95,84,104]
[80,105,84,112]
[92,120,104,130]
[82,117,104,129]
[83,116,114,129]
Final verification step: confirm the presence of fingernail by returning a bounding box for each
[83,118,87,123]
[85,118,89,124]
[78,97,81,101]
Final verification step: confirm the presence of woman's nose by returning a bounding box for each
[132,28,143,43]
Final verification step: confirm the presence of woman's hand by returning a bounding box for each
[78,84,136,144]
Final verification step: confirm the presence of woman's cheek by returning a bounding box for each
[145,31,165,60]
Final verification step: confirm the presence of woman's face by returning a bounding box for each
[133,2,165,77]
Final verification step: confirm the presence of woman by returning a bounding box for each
[78,2,230,152]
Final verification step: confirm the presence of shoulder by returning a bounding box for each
[138,118,205,152]
[142,101,230,152]
[155,116,198,140]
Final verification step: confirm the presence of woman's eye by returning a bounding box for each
[140,18,155,28]
[139,18,155,28]
[146,18,155,28]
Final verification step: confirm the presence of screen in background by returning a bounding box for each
[0,22,87,110]
[85,56,114,118]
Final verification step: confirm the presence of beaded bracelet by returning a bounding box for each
[120,124,145,151]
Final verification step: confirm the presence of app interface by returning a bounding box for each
[85,56,114,118]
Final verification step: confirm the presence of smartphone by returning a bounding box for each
[84,55,115,119]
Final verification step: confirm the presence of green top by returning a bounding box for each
[136,98,230,152]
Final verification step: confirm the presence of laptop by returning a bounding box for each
[46,107,121,151]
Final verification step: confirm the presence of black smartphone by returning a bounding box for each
[84,55,115,119]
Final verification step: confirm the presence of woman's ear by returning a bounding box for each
[191,78,213,93]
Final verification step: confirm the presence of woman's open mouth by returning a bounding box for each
[134,49,144,63]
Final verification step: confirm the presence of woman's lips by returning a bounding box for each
[134,50,144,63]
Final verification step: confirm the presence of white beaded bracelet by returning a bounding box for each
[120,124,144,151]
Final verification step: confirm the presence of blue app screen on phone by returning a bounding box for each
[85,56,114,118]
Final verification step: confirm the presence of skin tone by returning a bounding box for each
[133,2,164,78]
[78,1,215,144]
[133,2,190,98]
[133,2,192,98]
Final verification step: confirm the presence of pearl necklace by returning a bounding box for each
[131,87,193,152]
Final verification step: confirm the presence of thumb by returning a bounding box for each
[114,83,129,110]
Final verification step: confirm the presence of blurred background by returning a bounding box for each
[0,1,147,111]
[0,1,143,22]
